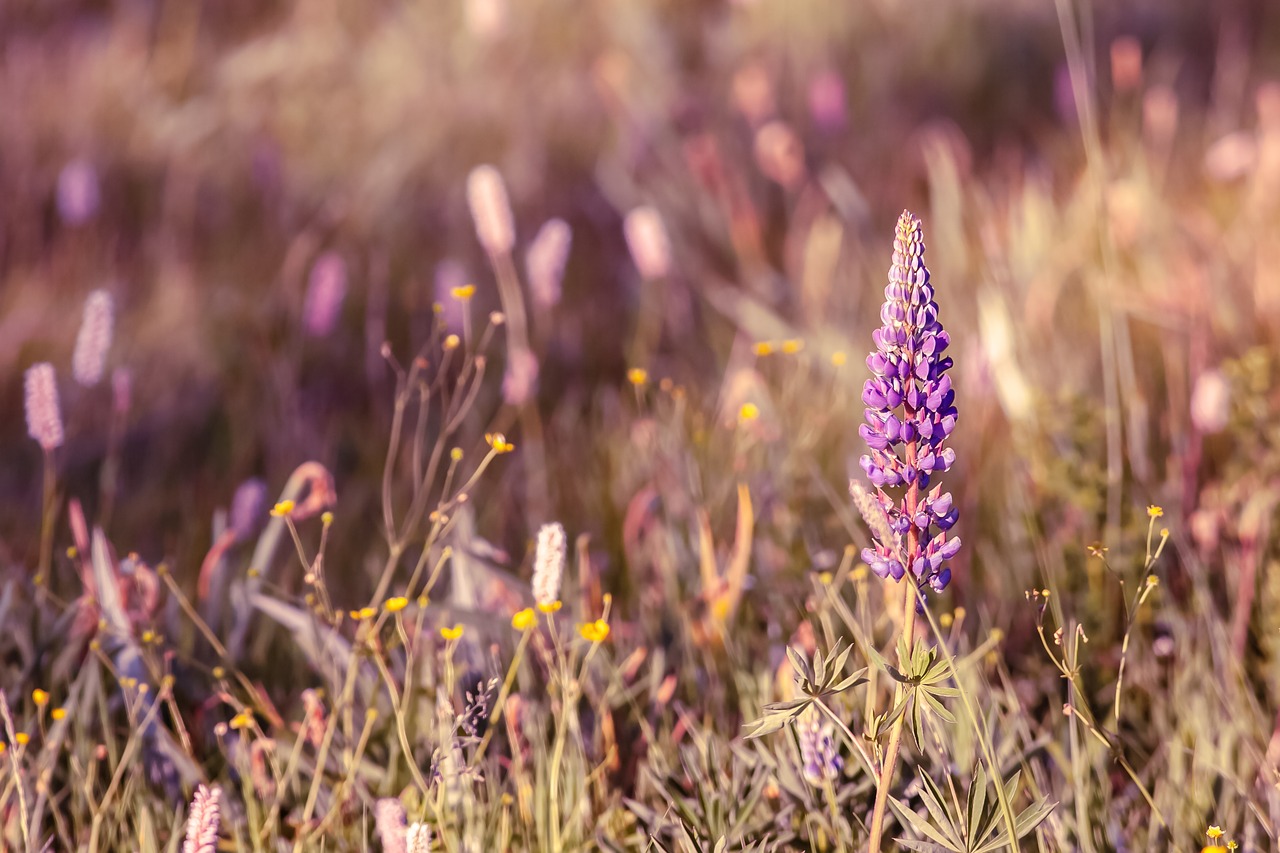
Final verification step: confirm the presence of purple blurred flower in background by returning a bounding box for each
[857,211,959,594]
[797,709,843,787]
[525,218,572,308]
[56,158,100,226]
[302,251,347,337]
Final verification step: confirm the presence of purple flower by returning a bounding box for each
[797,710,843,787]
[857,212,959,594]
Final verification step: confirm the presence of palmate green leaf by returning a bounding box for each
[744,698,810,739]
[889,796,964,852]
[786,645,813,684]
[826,639,853,686]
[833,668,869,693]
[919,686,958,725]
[965,764,990,846]
[917,771,965,848]
[971,797,1057,853]
[813,645,827,686]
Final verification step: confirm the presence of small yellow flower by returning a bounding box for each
[989,628,1005,644]
[440,624,464,641]
[1087,542,1109,558]
[141,630,155,644]
[831,351,847,367]
[15,733,29,746]
[443,334,461,351]
[738,402,760,422]
[781,339,804,354]
[818,571,833,585]
[450,447,463,462]
[851,564,869,582]
[212,666,226,679]
[451,284,477,301]
[939,612,954,628]
[1147,505,1164,519]
[349,607,377,621]
[485,433,515,454]
[384,596,409,614]
[537,601,562,614]
[271,500,296,517]
[512,608,536,631]
[0,742,7,754]
[31,689,49,707]
[1206,827,1224,840]
[579,619,611,643]
[321,511,334,527]
[627,367,648,387]
[66,546,78,558]
[51,708,66,721]
[1227,841,1239,850]
[230,712,253,730]
[752,341,775,356]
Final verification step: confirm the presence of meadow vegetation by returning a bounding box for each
[1,1,1279,850]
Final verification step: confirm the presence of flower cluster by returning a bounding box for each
[857,211,959,593]
[796,709,842,787]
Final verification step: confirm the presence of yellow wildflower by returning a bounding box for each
[15,733,29,746]
[512,608,536,631]
[349,607,377,621]
[270,500,295,517]
[537,601,562,614]
[1147,505,1163,519]
[626,367,648,387]
[781,339,804,354]
[31,689,49,707]
[51,708,66,721]
[384,597,409,614]
[486,432,515,454]
[321,511,334,527]
[752,341,775,356]
[579,619,611,643]
[443,334,461,351]
[451,284,477,301]
[831,351,847,367]
[738,403,760,422]
[450,447,463,462]
[440,624,464,641]
[230,712,253,730]
[1206,827,1224,840]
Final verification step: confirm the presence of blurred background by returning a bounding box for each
[4,0,1280,679]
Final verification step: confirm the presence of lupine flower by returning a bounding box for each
[374,798,408,853]
[182,784,221,853]
[623,206,671,279]
[229,478,267,541]
[302,251,347,337]
[857,211,959,594]
[467,165,515,255]
[796,709,842,786]
[525,218,572,308]
[72,289,114,386]
[532,522,566,612]
[24,363,64,451]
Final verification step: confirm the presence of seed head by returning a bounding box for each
[72,289,114,386]
[525,218,572,307]
[374,798,408,853]
[24,363,64,451]
[182,785,222,853]
[532,522,566,610]
[624,206,671,279]
[467,165,515,255]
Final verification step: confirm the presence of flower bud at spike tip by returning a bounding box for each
[856,211,959,595]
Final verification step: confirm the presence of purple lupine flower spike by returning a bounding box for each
[857,211,959,594]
